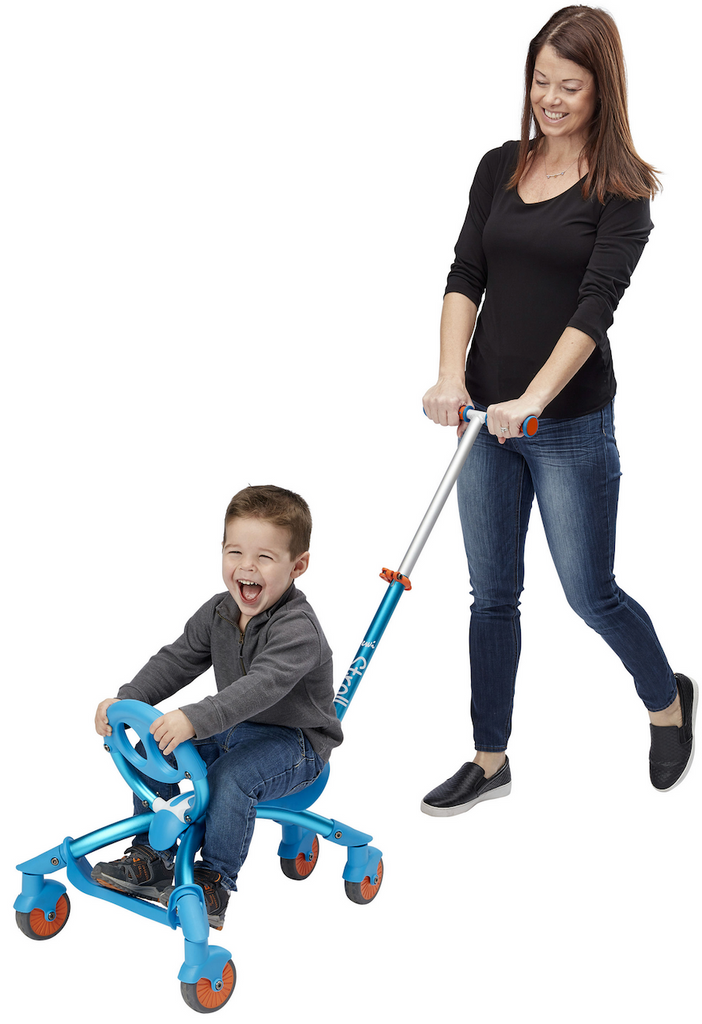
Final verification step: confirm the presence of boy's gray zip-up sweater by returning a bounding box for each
[116,583,342,762]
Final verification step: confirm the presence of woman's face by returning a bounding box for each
[530,44,597,146]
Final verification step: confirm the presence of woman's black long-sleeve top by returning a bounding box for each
[445,140,653,418]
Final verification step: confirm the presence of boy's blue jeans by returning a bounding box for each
[457,402,678,752]
[133,721,324,891]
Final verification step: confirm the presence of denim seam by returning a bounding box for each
[502,454,527,748]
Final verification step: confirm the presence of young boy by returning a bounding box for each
[93,485,342,927]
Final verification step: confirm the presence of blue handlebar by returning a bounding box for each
[105,700,209,825]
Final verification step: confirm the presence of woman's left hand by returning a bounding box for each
[487,396,543,444]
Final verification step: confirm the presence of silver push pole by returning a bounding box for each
[397,408,485,577]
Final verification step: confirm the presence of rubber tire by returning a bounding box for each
[181,959,236,1013]
[280,836,320,880]
[16,893,71,940]
[344,858,383,904]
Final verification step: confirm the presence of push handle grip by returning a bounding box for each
[456,405,539,436]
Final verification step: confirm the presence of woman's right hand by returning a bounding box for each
[95,697,120,736]
[422,376,473,436]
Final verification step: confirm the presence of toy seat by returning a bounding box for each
[258,760,331,812]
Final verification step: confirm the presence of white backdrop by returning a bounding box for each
[3,2,699,1021]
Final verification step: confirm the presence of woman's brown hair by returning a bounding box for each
[507,6,660,202]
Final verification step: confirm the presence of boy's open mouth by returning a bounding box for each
[238,580,262,604]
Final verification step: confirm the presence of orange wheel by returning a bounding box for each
[344,858,383,904]
[181,959,236,1013]
[280,836,319,880]
[16,893,71,940]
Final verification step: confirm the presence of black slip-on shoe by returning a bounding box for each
[650,673,698,792]
[90,844,173,901]
[420,757,511,817]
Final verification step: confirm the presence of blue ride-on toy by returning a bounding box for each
[15,407,537,1011]
[14,697,383,1012]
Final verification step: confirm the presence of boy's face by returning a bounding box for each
[222,516,309,629]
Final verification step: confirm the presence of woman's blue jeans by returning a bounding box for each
[133,722,324,891]
[457,402,677,752]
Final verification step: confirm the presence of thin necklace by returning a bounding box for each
[544,155,579,179]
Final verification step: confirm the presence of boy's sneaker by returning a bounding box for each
[159,864,230,929]
[90,844,173,901]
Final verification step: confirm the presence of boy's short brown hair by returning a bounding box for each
[223,485,312,558]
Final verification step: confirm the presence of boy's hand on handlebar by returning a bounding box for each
[150,709,196,757]
[423,377,473,437]
[95,697,120,737]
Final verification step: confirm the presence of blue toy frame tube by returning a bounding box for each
[16,810,176,923]
[255,804,381,883]
[333,580,405,719]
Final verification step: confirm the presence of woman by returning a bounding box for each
[421,5,695,815]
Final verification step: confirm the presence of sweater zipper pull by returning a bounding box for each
[239,628,246,675]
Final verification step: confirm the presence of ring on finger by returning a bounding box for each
[500,426,509,434]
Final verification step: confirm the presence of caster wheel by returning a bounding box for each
[181,959,236,1013]
[345,858,383,904]
[16,892,71,940]
[280,836,319,880]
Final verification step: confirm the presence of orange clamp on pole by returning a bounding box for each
[380,568,412,591]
